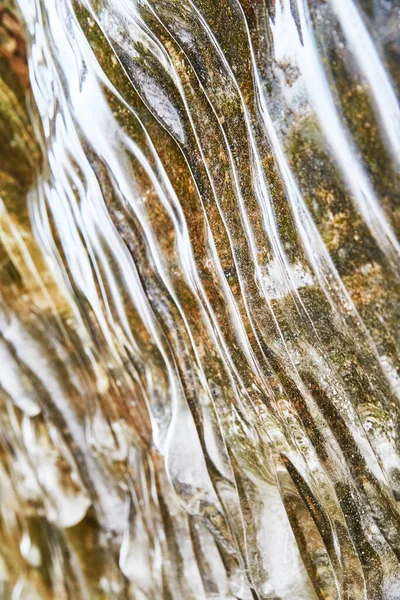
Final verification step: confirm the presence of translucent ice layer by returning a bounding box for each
[1,0,400,597]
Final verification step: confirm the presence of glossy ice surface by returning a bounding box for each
[1,0,400,598]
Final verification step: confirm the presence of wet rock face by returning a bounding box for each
[1,0,400,597]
